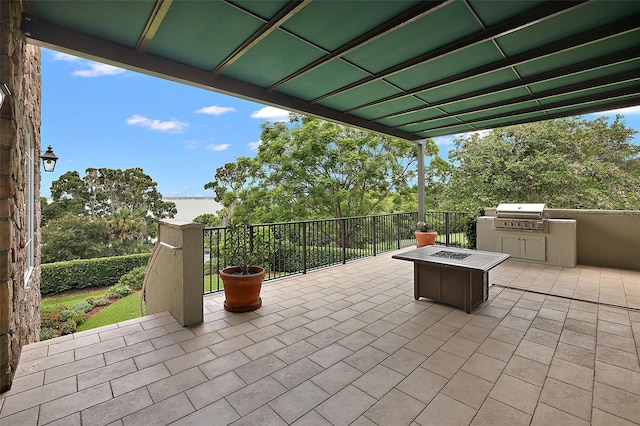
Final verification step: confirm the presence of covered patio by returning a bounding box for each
[2,249,639,425]
[2,0,640,420]
[20,0,640,223]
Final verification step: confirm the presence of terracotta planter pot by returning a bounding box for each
[415,231,437,248]
[220,266,265,312]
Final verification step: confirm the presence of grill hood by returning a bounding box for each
[495,203,546,219]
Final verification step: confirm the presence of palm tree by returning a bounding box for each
[106,208,147,243]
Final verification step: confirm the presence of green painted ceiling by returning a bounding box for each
[24,0,640,141]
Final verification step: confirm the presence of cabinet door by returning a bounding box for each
[498,235,520,257]
[498,234,546,262]
[522,235,545,261]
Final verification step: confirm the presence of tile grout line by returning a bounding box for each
[492,284,640,312]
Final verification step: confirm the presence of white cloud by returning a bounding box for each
[248,140,262,150]
[72,62,126,77]
[205,144,230,152]
[49,51,126,77]
[250,106,289,121]
[126,114,189,132]
[51,51,80,62]
[195,105,236,115]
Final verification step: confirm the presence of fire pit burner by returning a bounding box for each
[431,250,471,260]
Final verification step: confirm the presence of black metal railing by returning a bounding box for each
[423,210,475,247]
[203,211,474,294]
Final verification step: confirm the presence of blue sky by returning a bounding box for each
[41,48,640,198]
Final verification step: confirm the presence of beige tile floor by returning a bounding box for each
[492,260,640,310]
[1,249,639,425]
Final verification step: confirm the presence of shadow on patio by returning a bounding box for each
[1,249,639,425]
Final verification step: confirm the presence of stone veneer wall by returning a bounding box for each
[0,0,42,392]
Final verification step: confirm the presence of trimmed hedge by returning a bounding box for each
[41,253,151,295]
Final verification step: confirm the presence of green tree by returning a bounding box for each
[49,170,91,212]
[204,158,256,225]
[51,168,176,218]
[49,167,176,237]
[43,167,176,262]
[41,214,111,263]
[205,115,437,224]
[193,213,222,228]
[106,208,147,243]
[40,196,84,226]
[437,116,640,211]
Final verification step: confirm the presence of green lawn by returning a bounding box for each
[42,288,144,333]
[77,291,144,332]
[42,288,110,311]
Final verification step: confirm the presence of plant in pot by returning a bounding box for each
[220,223,267,312]
[415,221,438,248]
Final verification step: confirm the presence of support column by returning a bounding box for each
[416,139,426,221]
[144,220,204,327]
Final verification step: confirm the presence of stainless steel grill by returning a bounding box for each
[494,203,547,232]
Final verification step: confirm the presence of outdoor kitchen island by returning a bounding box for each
[393,246,510,313]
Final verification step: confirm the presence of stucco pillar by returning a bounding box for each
[144,220,204,327]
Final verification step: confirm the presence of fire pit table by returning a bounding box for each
[393,246,510,313]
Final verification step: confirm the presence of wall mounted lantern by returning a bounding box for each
[0,83,10,108]
[40,145,58,172]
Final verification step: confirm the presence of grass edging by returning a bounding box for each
[77,292,144,332]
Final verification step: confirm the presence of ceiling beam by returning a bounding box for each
[346,15,640,114]
[401,71,640,129]
[310,0,588,104]
[268,0,450,91]
[213,0,311,75]
[409,86,640,135]
[136,0,173,53]
[418,96,640,138]
[23,18,420,142]
[371,47,640,123]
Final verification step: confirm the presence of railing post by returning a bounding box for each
[302,222,307,274]
[373,216,378,256]
[216,228,222,291]
[417,139,426,222]
[445,212,451,246]
[204,229,211,293]
[249,224,254,253]
[396,214,401,250]
[341,218,347,264]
